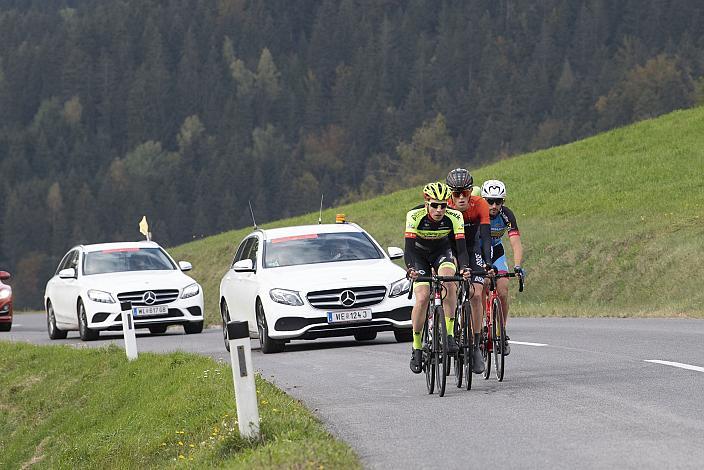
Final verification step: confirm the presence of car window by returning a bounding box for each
[83,248,176,275]
[264,232,383,268]
[68,251,80,270]
[246,238,259,267]
[56,251,74,274]
[232,238,254,267]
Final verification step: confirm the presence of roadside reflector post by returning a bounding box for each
[120,301,138,361]
[227,320,260,439]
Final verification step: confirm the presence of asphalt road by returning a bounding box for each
[5,314,704,469]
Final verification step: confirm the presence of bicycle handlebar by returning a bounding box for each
[405,270,524,299]
[472,271,525,292]
[406,274,466,299]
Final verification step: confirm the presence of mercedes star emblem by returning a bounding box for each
[142,291,157,305]
[340,289,356,307]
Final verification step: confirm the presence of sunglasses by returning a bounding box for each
[486,198,504,206]
[452,190,470,198]
[427,202,448,210]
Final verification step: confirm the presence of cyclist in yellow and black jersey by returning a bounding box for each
[404,182,471,374]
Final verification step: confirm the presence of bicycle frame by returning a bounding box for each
[481,271,524,381]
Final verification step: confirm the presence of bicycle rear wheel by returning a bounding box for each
[492,298,505,381]
[435,306,448,397]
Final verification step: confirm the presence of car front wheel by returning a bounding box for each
[394,329,413,342]
[221,300,231,351]
[78,301,99,341]
[354,330,377,341]
[256,300,284,354]
[149,325,168,335]
[47,301,67,339]
[0,322,10,332]
[183,321,203,334]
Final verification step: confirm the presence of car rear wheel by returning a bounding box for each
[394,329,413,342]
[353,330,377,341]
[256,300,284,354]
[78,301,99,341]
[183,321,203,334]
[149,325,168,335]
[47,301,67,339]
[221,300,231,352]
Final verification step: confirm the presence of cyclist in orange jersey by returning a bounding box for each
[446,168,496,374]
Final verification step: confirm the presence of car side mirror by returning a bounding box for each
[58,268,77,279]
[0,271,11,281]
[387,247,404,260]
[178,261,193,271]
[233,259,255,272]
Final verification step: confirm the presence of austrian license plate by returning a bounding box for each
[327,309,372,324]
[133,305,168,317]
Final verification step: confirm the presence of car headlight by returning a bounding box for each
[269,288,303,306]
[389,278,411,297]
[87,289,115,304]
[0,289,11,300]
[181,283,200,299]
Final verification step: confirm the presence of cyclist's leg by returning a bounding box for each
[468,249,485,337]
[409,258,432,373]
[468,249,486,373]
[432,248,458,352]
[493,249,510,325]
[496,277,509,324]
[436,259,457,332]
[411,284,430,336]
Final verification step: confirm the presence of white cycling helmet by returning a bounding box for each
[481,180,507,198]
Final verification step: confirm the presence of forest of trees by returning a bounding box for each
[1,0,703,307]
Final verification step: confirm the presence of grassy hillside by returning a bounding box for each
[171,107,704,325]
[0,342,360,469]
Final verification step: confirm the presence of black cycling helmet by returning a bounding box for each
[446,168,473,191]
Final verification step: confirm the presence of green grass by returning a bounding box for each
[0,342,360,469]
[171,106,704,323]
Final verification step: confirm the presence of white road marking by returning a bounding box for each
[508,341,548,347]
[644,360,704,373]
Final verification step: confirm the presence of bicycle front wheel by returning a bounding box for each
[453,306,463,388]
[482,321,491,380]
[492,298,505,381]
[423,310,434,394]
[435,306,448,397]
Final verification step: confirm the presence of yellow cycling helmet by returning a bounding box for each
[422,182,452,201]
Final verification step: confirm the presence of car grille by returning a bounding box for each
[306,286,387,310]
[117,289,180,307]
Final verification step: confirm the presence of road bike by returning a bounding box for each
[453,278,474,390]
[482,271,524,382]
[409,274,465,397]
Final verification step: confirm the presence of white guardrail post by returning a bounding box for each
[227,320,260,439]
[119,301,138,361]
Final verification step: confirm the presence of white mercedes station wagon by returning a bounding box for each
[44,241,204,341]
[219,222,414,353]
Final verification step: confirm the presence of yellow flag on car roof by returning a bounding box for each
[139,216,149,238]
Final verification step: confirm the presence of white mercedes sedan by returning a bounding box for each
[44,241,204,341]
[219,222,414,353]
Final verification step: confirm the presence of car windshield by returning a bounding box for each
[264,232,383,268]
[83,248,176,275]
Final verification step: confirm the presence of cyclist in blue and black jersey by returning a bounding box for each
[404,182,471,374]
[481,180,525,355]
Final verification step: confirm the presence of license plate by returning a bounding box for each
[133,306,168,317]
[327,309,372,323]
